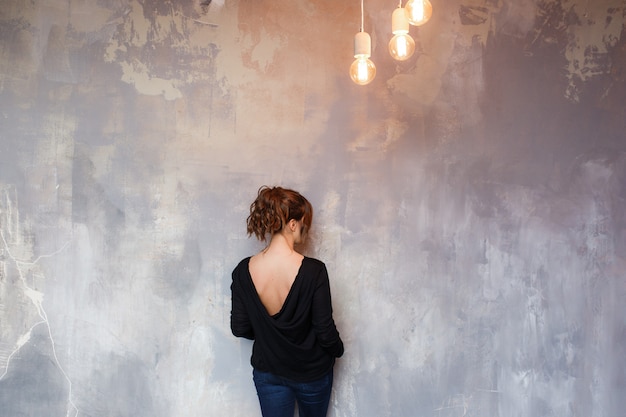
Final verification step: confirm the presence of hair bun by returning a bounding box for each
[246,186,313,242]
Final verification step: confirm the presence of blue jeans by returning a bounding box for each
[252,369,334,417]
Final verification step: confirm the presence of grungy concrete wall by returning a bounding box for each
[1,0,625,416]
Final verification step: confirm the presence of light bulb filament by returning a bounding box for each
[411,4,424,22]
[397,36,407,57]
[356,57,369,82]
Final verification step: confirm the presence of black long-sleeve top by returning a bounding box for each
[230,256,344,382]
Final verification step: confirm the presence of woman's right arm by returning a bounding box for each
[311,264,344,358]
[230,274,255,340]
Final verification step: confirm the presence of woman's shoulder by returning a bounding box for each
[302,256,327,272]
[232,256,252,276]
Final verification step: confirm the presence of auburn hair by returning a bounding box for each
[246,186,313,241]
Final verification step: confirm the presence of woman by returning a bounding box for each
[231,186,344,417]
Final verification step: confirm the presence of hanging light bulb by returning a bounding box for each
[350,31,376,85]
[350,0,376,85]
[388,6,415,61]
[404,0,433,26]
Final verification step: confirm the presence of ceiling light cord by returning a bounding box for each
[360,0,364,32]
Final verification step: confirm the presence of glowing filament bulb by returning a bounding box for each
[405,0,432,26]
[389,7,415,61]
[351,57,376,85]
[350,31,376,85]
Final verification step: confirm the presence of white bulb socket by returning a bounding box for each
[392,7,410,34]
[354,31,372,57]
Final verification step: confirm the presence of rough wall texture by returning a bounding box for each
[1,0,625,416]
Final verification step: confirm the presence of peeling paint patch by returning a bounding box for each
[457,0,503,47]
[243,26,286,73]
[120,61,182,100]
[563,0,623,101]
[459,5,489,25]
[102,1,217,99]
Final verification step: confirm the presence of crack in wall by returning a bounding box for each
[0,186,77,417]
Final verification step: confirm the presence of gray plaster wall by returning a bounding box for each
[1,0,625,416]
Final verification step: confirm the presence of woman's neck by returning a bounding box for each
[263,232,296,256]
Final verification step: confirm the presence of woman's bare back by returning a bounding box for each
[249,251,304,316]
